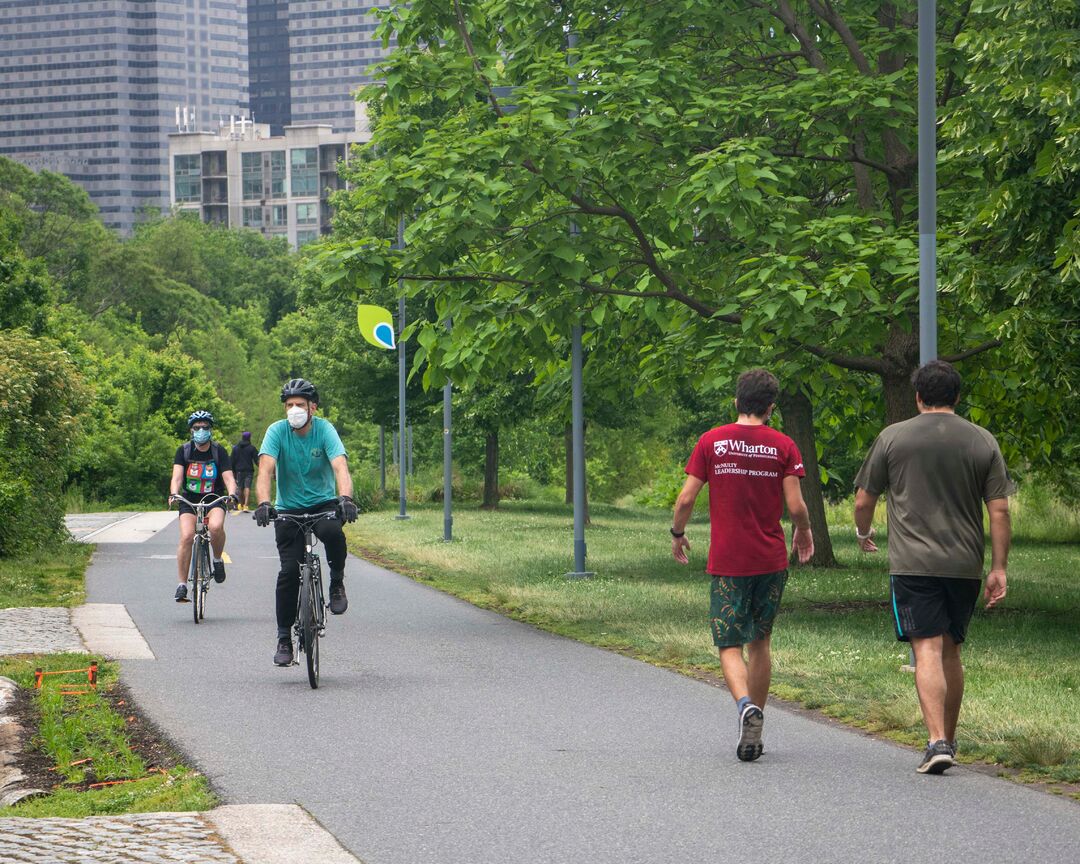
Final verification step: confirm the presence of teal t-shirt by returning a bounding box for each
[259,417,347,510]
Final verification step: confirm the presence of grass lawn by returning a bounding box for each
[347,498,1080,792]
[0,543,92,608]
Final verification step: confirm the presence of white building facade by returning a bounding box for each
[168,120,368,248]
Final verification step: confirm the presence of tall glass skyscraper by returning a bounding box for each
[248,1,390,135]
[0,1,248,234]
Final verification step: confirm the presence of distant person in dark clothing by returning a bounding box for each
[231,431,259,511]
[854,360,1014,775]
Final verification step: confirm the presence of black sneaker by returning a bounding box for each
[212,560,226,583]
[916,739,955,774]
[736,704,764,762]
[947,740,958,758]
[329,579,348,615]
[273,638,293,666]
[174,583,189,603]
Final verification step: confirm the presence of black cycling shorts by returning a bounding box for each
[889,575,981,645]
[177,498,227,518]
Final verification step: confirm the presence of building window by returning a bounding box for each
[271,205,288,226]
[290,148,317,196]
[174,154,201,202]
[296,229,319,247]
[270,151,286,198]
[295,202,318,225]
[242,152,262,200]
[242,206,263,227]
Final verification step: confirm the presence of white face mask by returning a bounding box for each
[286,406,309,429]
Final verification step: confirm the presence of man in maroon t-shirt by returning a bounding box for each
[671,368,814,761]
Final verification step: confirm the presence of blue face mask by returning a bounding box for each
[192,428,211,445]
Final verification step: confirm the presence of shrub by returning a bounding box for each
[0,332,88,555]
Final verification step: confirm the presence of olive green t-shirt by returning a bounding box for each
[854,412,1015,579]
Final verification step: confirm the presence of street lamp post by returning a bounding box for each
[396,215,409,520]
[918,0,937,366]
[564,29,594,579]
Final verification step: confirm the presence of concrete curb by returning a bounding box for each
[72,603,155,660]
[206,804,365,864]
[0,677,47,806]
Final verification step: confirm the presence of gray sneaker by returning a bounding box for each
[273,638,294,667]
[917,740,955,774]
[329,579,348,615]
[736,704,764,762]
[174,583,189,603]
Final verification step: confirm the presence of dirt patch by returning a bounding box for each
[7,684,55,794]
[101,680,186,775]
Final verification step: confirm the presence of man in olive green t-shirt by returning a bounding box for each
[853,360,1014,775]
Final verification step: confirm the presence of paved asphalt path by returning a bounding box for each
[87,513,1080,864]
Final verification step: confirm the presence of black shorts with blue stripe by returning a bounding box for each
[889,575,982,645]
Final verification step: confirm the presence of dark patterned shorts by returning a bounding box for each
[709,570,788,648]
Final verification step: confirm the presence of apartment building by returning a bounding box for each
[168,119,368,247]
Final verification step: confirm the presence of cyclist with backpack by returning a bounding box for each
[169,410,239,602]
[253,379,358,666]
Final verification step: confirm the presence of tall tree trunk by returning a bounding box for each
[563,422,590,525]
[482,430,499,509]
[882,325,920,425]
[883,372,918,425]
[779,389,837,567]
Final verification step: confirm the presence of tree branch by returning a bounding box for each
[772,148,897,178]
[801,343,888,374]
[940,339,1002,364]
[766,0,830,72]
[940,0,973,107]
[401,272,539,286]
[808,0,873,75]
[452,0,505,119]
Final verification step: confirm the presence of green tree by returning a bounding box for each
[318,0,1075,563]
[0,332,88,554]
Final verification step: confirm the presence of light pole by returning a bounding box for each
[443,319,453,542]
[396,215,409,520]
[918,0,937,366]
[564,29,594,579]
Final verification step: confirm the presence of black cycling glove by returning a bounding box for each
[253,501,276,527]
[338,495,358,524]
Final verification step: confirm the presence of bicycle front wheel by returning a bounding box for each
[299,564,319,688]
[196,541,211,621]
[190,538,203,623]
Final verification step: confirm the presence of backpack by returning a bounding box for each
[183,440,228,467]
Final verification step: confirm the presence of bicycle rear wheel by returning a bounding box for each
[299,563,319,688]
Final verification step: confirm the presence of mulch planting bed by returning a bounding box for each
[9,678,185,794]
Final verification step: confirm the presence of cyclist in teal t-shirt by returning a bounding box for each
[253,378,358,667]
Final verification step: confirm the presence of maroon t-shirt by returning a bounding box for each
[685,423,805,576]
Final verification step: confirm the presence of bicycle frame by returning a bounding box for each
[274,510,336,687]
[171,494,231,623]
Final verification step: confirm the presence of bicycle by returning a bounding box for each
[169,494,233,624]
[273,510,337,688]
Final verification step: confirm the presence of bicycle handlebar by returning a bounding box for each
[272,510,339,526]
[169,493,234,511]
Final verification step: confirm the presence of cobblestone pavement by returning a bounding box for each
[0,608,85,656]
[0,812,240,863]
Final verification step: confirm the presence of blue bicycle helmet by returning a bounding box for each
[187,410,214,428]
